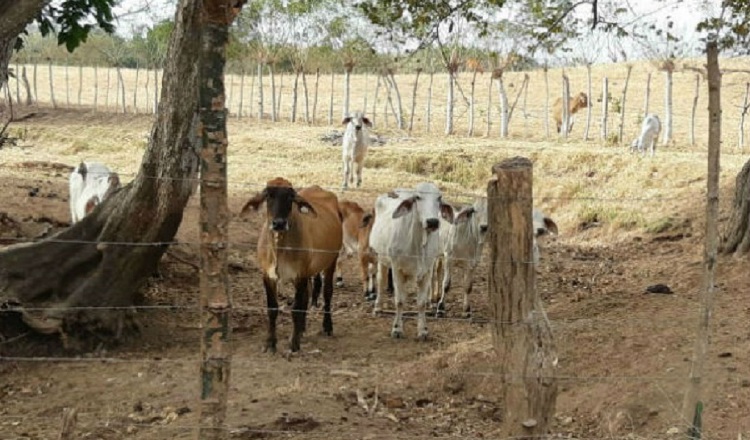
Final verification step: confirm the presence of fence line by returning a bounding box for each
[5,63,750,150]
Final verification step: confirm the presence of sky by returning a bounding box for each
[110,0,722,63]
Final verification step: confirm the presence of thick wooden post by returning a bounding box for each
[487,157,557,439]
[197,0,239,438]
[682,40,721,440]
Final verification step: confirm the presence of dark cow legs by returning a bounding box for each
[290,277,310,352]
[263,276,279,353]
[322,260,337,336]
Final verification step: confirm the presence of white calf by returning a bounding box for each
[432,197,488,318]
[69,161,120,224]
[369,182,455,340]
[341,111,372,190]
[532,209,558,265]
[631,114,662,157]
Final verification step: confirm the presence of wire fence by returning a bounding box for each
[1,73,748,439]
[4,61,750,151]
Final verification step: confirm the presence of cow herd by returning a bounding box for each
[239,174,558,353]
[65,103,668,354]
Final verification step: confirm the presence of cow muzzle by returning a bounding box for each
[271,218,289,232]
[480,225,488,233]
[425,218,439,232]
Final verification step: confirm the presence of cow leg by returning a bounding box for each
[342,158,351,190]
[437,255,452,317]
[359,255,371,298]
[462,262,477,319]
[289,277,310,352]
[390,269,406,339]
[263,275,279,353]
[355,160,364,187]
[415,271,430,341]
[311,273,322,308]
[372,262,388,314]
[430,257,442,308]
[321,260,336,336]
[335,247,346,288]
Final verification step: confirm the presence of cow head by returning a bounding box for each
[533,209,558,238]
[240,178,315,232]
[573,92,589,110]
[389,182,454,233]
[342,111,372,132]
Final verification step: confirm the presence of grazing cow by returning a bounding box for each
[241,178,343,353]
[335,200,378,298]
[532,209,559,265]
[68,161,120,224]
[432,197,489,318]
[341,111,372,190]
[630,114,662,157]
[369,182,455,340]
[552,92,589,133]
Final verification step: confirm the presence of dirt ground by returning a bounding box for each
[1,110,749,440]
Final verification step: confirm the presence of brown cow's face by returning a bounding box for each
[575,93,588,108]
[241,185,316,232]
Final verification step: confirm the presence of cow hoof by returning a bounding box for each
[372,308,381,317]
[263,343,277,354]
[365,292,377,302]
[391,329,403,339]
[335,276,344,288]
[417,333,429,342]
[434,309,446,318]
[289,341,301,353]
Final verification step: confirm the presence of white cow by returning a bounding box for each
[341,111,372,190]
[532,208,559,264]
[631,113,662,157]
[369,182,455,340]
[432,197,488,318]
[68,161,120,224]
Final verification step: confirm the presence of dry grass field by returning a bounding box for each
[0,55,749,439]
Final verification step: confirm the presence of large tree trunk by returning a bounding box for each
[0,1,48,91]
[0,0,205,339]
[721,158,750,255]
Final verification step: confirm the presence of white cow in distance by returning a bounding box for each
[369,182,455,341]
[341,111,372,190]
[68,161,120,224]
[631,114,662,157]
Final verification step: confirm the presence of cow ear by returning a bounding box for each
[392,198,415,219]
[360,213,373,228]
[440,203,456,223]
[387,191,400,199]
[104,173,120,199]
[362,117,372,127]
[240,190,267,216]
[453,206,475,224]
[294,196,317,216]
[544,217,559,235]
[342,117,351,125]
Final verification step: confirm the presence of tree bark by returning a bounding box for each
[268,64,277,122]
[560,74,570,138]
[496,74,509,138]
[683,41,720,439]
[21,66,32,105]
[690,74,700,146]
[643,72,651,117]
[584,64,592,141]
[543,66,550,139]
[600,77,608,140]
[0,1,48,91]
[0,0,205,339]
[721,157,750,255]
[445,71,454,135]
[312,68,319,124]
[467,68,477,136]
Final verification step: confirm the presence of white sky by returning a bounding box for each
[111,0,722,63]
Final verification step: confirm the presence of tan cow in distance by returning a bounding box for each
[552,92,589,133]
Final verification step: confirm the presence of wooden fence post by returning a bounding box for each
[682,39,721,440]
[487,157,557,439]
[618,65,633,146]
[600,77,608,140]
[197,2,233,438]
[560,74,570,138]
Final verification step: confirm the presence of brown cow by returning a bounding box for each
[241,177,343,353]
[335,200,377,297]
[552,92,589,133]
